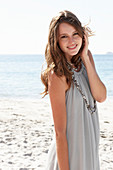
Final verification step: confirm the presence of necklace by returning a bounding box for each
[67,61,96,114]
[67,60,81,71]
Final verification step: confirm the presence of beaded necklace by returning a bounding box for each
[67,61,96,114]
[67,60,81,72]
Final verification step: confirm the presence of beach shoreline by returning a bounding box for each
[0,97,113,169]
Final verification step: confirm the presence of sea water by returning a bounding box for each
[0,54,113,99]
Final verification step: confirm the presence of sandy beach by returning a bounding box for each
[0,97,113,170]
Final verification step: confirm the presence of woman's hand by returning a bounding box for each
[80,32,107,102]
[81,30,89,64]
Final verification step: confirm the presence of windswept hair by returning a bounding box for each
[41,10,93,97]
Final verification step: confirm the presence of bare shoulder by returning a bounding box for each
[48,70,68,92]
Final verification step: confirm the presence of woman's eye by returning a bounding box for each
[73,32,78,36]
[61,35,67,39]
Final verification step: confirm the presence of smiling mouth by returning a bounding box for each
[68,45,77,50]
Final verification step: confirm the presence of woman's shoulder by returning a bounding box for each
[48,69,66,81]
[48,70,69,91]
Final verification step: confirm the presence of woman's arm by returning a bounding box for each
[81,32,107,102]
[48,70,70,170]
[83,50,106,102]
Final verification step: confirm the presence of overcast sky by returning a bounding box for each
[0,0,113,54]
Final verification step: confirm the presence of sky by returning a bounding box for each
[0,0,113,55]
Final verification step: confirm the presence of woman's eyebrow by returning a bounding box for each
[73,30,78,33]
[59,33,68,36]
[59,30,78,36]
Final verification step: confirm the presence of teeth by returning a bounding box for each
[68,45,76,49]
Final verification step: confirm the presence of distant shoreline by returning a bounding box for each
[0,53,113,56]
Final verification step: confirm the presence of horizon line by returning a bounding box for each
[0,52,113,56]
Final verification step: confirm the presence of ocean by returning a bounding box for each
[0,54,113,99]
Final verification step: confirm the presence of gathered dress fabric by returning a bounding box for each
[46,63,100,170]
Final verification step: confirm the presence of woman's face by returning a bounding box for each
[58,22,82,62]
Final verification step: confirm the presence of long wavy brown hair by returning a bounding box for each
[41,10,93,97]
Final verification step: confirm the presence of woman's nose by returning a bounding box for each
[68,36,75,44]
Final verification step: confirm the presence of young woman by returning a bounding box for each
[41,10,106,170]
